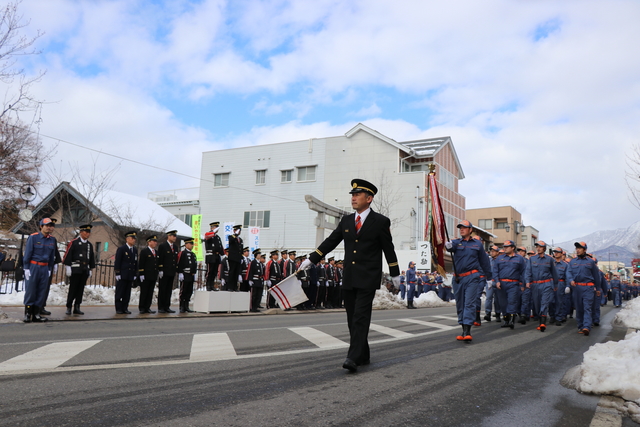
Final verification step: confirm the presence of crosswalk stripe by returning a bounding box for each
[0,340,101,372]
[430,315,459,321]
[369,323,413,338]
[190,333,237,362]
[289,327,349,348]
[398,318,457,330]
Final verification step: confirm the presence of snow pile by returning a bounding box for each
[372,287,405,310]
[613,298,640,329]
[413,291,456,308]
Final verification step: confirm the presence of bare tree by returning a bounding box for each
[372,170,408,229]
[626,144,640,211]
[104,201,176,248]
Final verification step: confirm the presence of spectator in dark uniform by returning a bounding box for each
[265,250,283,308]
[239,247,251,292]
[114,231,138,314]
[247,248,264,312]
[204,221,224,291]
[157,230,179,313]
[137,235,159,314]
[177,238,197,313]
[226,225,243,291]
[63,224,96,315]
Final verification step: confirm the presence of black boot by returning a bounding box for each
[508,314,515,329]
[494,312,501,321]
[474,311,481,326]
[40,307,51,315]
[179,301,186,313]
[31,306,48,323]
[73,304,84,315]
[185,302,194,313]
[24,306,32,323]
[519,314,527,325]
[501,314,510,328]
[538,315,546,332]
[484,313,492,322]
[463,324,472,342]
[65,306,72,315]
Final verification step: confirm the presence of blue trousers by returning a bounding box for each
[23,264,50,307]
[592,289,601,323]
[531,282,554,318]
[400,284,406,299]
[575,285,595,330]
[415,284,423,296]
[612,288,621,306]
[453,274,482,325]
[520,286,531,316]
[554,285,568,321]
[407,283,415,303]
[485,284,502,314]
[438,286,452,301]
[496,281,519,314]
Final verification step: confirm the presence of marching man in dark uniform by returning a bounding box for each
[114,230,138,314]
[177,238,197,313]
[138,235,159,314]
[226,225,243,291]
[204,221,224,291]
[300,179,400,372]
[22,218,59,323]
[63,224,96,315]
[158,230,179,313]
[246,248,264,312]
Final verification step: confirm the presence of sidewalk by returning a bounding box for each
[0,304,345,322]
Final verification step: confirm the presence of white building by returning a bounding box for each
[199,123,466,261]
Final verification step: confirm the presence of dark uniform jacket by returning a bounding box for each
[265,259,282,282]
[246,258,264,286]
[114,244,138,281]
[309,210,399,290]
[221,256,230,281]
[178,249,197,276]
[158,241,178,276]
[240,256,250,278]
[63,238,96,274]
[227,235,243,263]
[204,233,224,263]
[138,247,159,282]
[316,263,327,285]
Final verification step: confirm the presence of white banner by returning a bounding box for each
[416,241,432,271]
[223,222,235,248]
[269,274,308,309]
[248,226,260,259]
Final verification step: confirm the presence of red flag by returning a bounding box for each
[427,173,447,276]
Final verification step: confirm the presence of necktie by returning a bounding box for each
[355,215,362,234]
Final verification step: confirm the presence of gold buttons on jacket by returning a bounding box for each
[355,240,358,243]
[352,261,355,264]
[353,250,356,253]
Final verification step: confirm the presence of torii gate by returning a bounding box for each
[304,195,349,247]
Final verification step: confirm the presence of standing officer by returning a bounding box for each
[589,255,606,327]
[551,247,569,326]
[265,249,283,308]
[406,261,418,309]
[315,257,327,309]
[63,224,96,315]
[566,242,601,336]
[157,230,179,313]
[138,235,159,314]
[247,248,264,312]
[494,240,526,329]
[114,231,138,314]
[525,241,558,332]
[41,218,61,317]
[399,271,406,300]
[22,218,58,323]
[177,238,197,313]
[226,225,243,291]
[610,273,622,307]
[484,245,501,322]
[239,247,251,292]
[279,250,288,274]
[300,179,400,372]
[204,222,224,291]
[445,220,492,342]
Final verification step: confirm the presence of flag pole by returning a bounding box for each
[428,164,458,279]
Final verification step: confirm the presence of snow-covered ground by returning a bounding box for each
[373,289,456,310]
[613,298,640,329]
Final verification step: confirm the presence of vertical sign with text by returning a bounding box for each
[191,214,203,261]
[223,222,235,249]
[416,241,432,271]
[249,227,260,259]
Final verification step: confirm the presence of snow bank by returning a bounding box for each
[413,291,456,308]
[373,287,405,310]
[613,298,640,329]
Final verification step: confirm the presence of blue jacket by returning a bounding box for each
[114,244,138,281]
[554,259,568,285]
[406,267,417,284]
[599,271,608,293]
[23,232,57,270]
[566,255,601,292]
[494,253,526,283]
[449,237,492,280]
[610,279,621,290]
[525,254,558,287]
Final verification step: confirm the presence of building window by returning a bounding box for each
[496,221,508,229]
[214,173,230,187]
[281,169,293,183]
[438,168,455,190]
[521,235,528,241]
[243,210,270,228]
[255,170,266,185]
[445,213,455,239]
[478,219,492,229]
[62,206,90,225]
[297,166,316,182]
[175,214,193,226]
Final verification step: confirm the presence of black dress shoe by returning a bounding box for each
[166,308,175,313]
[158,309,168,313]
[342,358,357,372]
[65,307,72,315]
[357,359,370,366]
[116,311,125,314]
[124,310,132,314]
[148,309,156,314]
[40,308,51,315]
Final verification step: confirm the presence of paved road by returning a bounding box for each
[0,305,627,426]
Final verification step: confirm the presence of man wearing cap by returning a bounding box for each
[484,245,502,322]
[246,248,264,312]
[41,218,61,317]
[524,241,558,332]
[445,220,492,341]
[494,240,526,329]
[551,247,569,326]
[157,230,179,313]
[279,250,288,275]
[300,179,401,372]
[137,235,159,314]
[406,261,418,309]
[63,224,96,315]
[177,238,197,313]
[239,247,251,292]
[226,225,243,292]
[22,218,59,322]
[114,231,139,314]
[610,273,622,307]
[204,222,224,291]
[515,246,529,323]
[588,255,607,327]
[265,250,282,307]
[326,257,337,309]
[566,242,601,335]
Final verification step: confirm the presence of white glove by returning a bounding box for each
[221,279,226,286]
[266,280,272,287]
[179,273,184,281]
[238,275,243,282]
[391,276,401,289]
[487,280,492,289]
[140,275,145,282]
[300,259,313,270]
[65,266,72,277]
[159,271,164,279]
[445,241,453,250]
[53,264,58,275]
[116,275,121,281]
[88,270,92,278]
[565,287,571,294]
[133,276,137,281]
[48,270,51,277]
[249,280,254,286]
[24,269,30,281]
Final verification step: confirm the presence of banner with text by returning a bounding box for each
[192,214,203,261]
[248,226,260,258]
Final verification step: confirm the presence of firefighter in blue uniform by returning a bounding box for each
[405,261,417,309]
[177,238,197,313]
[22,218,58,323]
[551,247,569,326]
[494,240,526,329]
[589,254,606,327]
[484,245,501,322]
[114,230,138,314]
[445,220,492,342]
[566,242,601,336]
[610,273,622,307]
[63,224,96,315]
[524,241,558,332]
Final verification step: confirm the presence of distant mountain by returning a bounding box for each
[555,221,640,265]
